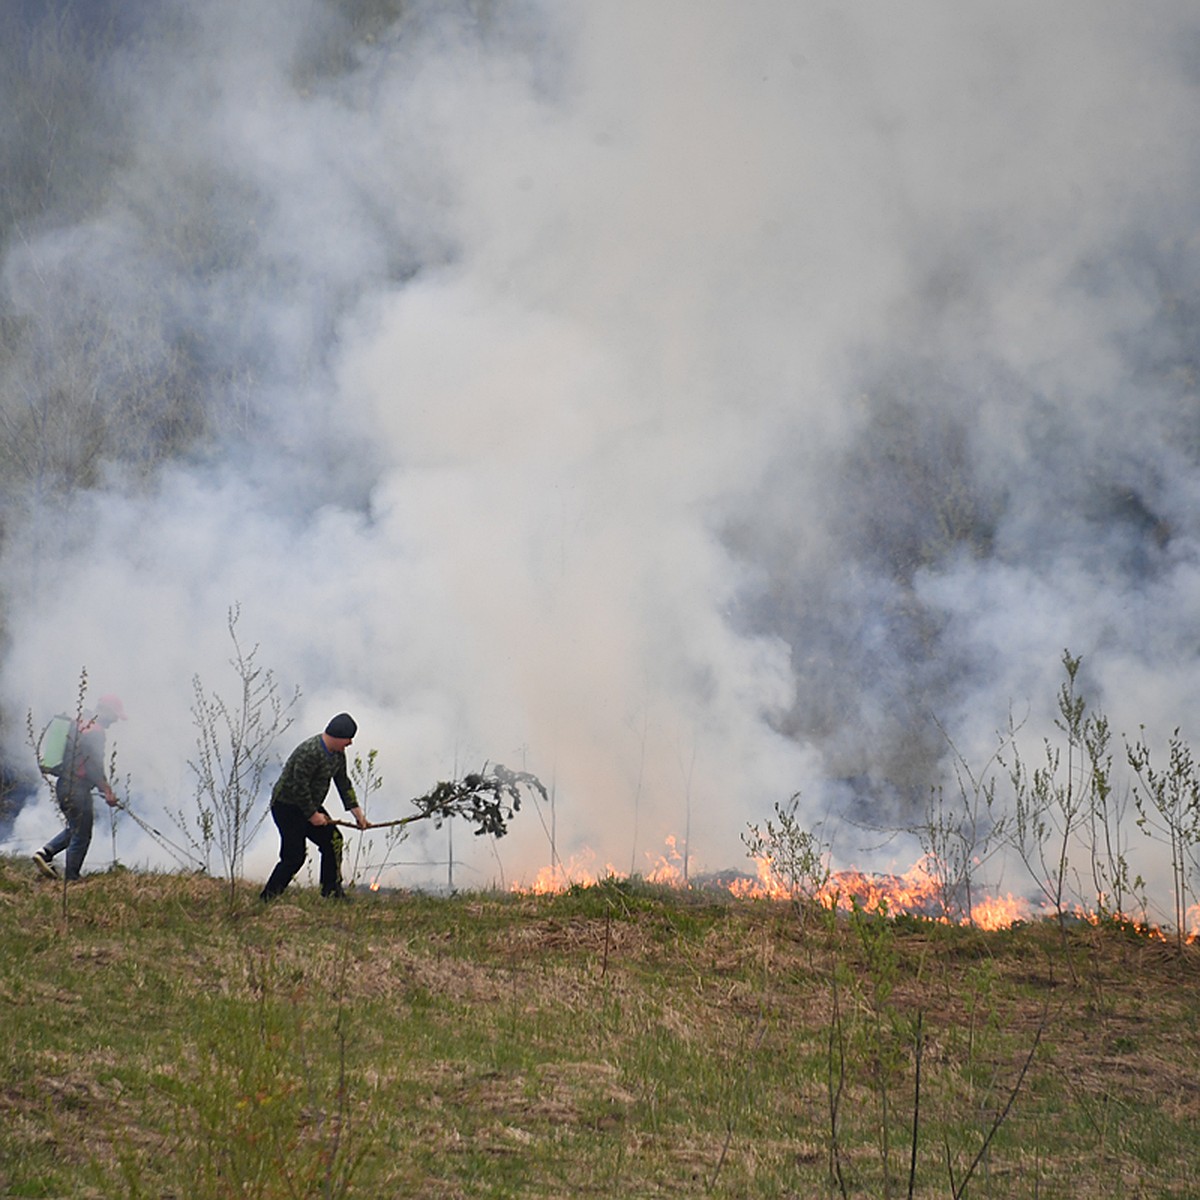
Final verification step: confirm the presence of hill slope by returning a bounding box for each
[2,858,1199,1198]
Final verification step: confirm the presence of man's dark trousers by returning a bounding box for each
[260,803,344,899]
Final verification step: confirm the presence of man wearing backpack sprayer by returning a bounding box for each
[33,694,127,881]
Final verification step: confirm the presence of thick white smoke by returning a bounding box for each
[3,2,1200,911]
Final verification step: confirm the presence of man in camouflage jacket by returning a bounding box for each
[260,712,368,900]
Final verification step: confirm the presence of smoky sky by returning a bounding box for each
[3,1,1200,905]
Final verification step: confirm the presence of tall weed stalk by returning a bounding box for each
[919,713,1014,925]
[180,604,299,906]
[1127,725,1200,950]
[1003,652,1109,954]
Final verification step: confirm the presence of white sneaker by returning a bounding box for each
[32,851,58,879]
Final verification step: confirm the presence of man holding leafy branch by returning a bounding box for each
[260,713,369,901]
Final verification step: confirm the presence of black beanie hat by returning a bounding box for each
[325,713,357,739]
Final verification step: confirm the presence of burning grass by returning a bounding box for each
[2,856,1200,1198]
[513,841,1199,945]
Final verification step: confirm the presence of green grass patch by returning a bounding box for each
[1,857,1199,1197]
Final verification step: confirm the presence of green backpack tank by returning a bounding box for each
[39,714,74,776]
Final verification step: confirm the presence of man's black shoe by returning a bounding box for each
[32,851,58,879]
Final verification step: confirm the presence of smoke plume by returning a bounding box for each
[3,1,1200,908]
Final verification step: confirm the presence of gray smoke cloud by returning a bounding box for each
[3,2,1200,908]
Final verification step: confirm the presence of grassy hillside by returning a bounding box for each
[2,856,1199,1199]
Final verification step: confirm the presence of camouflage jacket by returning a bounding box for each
[271,734,358,819]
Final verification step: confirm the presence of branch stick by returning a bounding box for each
[331,812,427,831]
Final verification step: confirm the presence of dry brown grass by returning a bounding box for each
[2,861,1200,1198]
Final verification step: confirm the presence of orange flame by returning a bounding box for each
[509,837,1200,939]
[644,835,691,886]
[516,847,623,895]
[509,840,1088,932]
